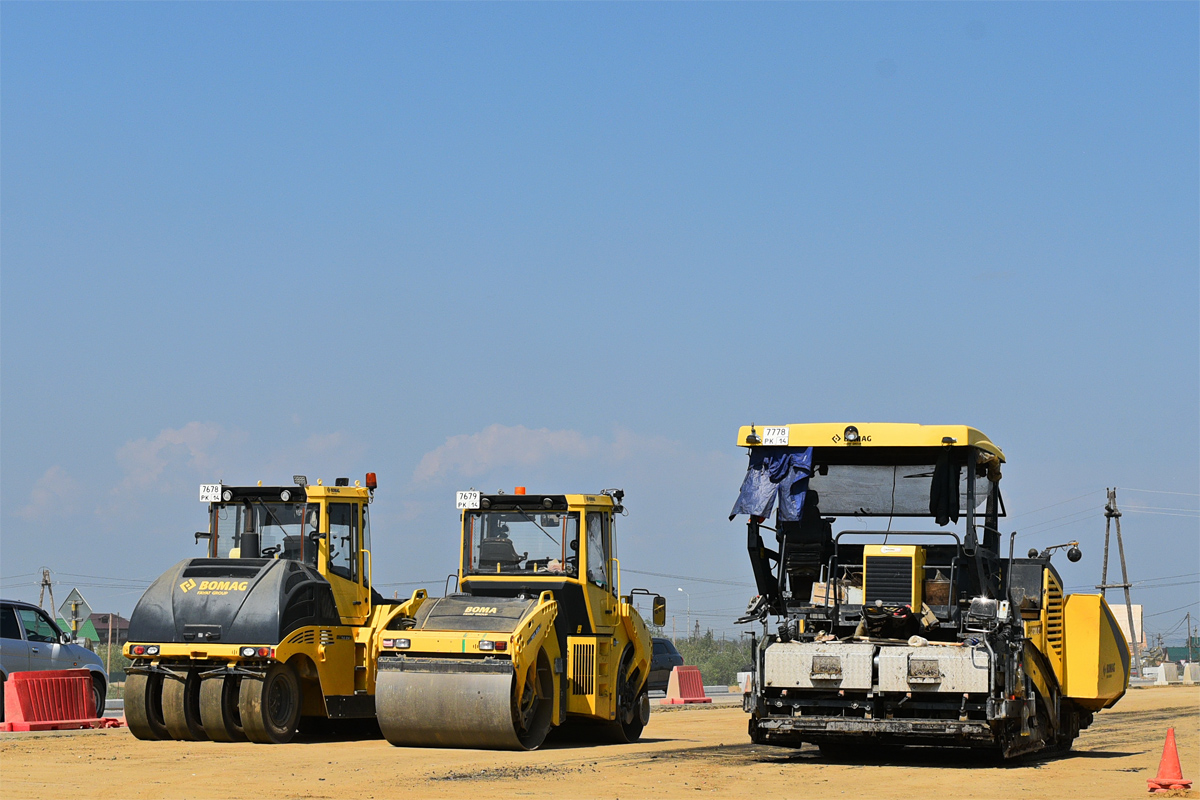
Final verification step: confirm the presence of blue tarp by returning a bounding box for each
[729,447,813,522]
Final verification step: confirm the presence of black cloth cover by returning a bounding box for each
[929,448,961,526]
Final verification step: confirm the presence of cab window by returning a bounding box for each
[18,608,60,643]
[361,505,372,588]
[328,502,358,581]
[585,512,610,591]
[1,605,21,640]
[303,504,321,569]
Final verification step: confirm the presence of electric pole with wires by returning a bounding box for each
[1096,488,1142,677]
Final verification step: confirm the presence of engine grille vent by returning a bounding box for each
[864,556,913,606]
[572,642,595,696]
[287,629,316,645]
[1046,579,1064,657]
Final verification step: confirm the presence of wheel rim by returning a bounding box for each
[517,663,539,733]
[266,674,294,727]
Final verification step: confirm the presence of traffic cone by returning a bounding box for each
[1147,728,1192,793]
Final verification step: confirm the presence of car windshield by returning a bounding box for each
[465,511,580,576]
[214,502,319,562]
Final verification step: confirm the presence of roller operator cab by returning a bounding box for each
[731,424,1129,759]
[374,488,665,750]
[122,474,426,744]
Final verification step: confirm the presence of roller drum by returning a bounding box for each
[376,657,551,750]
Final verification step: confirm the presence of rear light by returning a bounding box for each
[478,640,495,651]
[382,639,392,648]
[132,645,146,656]
[240,647,256,657]
[257,647,271,658]
[494,641,507,652]
[145,646,160,656]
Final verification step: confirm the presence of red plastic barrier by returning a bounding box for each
[663,665,712,704]
[0,668,124,732]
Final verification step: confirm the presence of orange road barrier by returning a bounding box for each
[0,668,124,732]
[1148,727,1192,793]
[664,665,712,705]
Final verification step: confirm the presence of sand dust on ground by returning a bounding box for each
[1,685,1195,799]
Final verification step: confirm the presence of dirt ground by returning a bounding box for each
[1,686,1196,800]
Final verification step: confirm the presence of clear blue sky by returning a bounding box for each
[2,3,1196,642]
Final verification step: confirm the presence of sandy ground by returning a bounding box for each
[1,686,1196,800]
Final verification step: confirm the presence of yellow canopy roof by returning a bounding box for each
[734,422,1005,462]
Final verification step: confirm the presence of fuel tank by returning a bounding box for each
[127,558,340,645]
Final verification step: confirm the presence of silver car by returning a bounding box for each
[1,599,108,720]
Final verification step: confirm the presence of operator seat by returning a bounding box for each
[478,536,523,571]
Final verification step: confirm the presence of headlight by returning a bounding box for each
[240,647,256,657]
[478,640,495,651]
[395,639,410,649]
[145,645,160,656]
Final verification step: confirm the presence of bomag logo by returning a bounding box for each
[179,578,197,593]
[196,580,250,596]
[463,606,498,615]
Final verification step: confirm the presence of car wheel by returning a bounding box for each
[92,674,106,719]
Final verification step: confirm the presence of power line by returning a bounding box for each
[1007,490,1104,521]
[1146,602,1200,618]
[621,567,754,588]
[1122,488,1200,497]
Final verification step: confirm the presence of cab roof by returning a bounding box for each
[734,423,1005,462]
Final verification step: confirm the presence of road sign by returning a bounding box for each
[57,588,93,633]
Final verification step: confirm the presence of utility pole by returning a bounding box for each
[37,569,55,616]
[1096,488,1142,677]
[106,614,114,675]
[1188,612,1195,663]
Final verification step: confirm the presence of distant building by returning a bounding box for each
[1164,636,1200,663]
[1106,604,1146,650]
[88,612,130,645]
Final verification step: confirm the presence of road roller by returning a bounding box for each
[122,473,425,744]
[374,487,666,750]
[732,423,1129,758]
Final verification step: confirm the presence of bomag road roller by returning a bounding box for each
[373,487,665,750]
[731,424,1129,758]
[122,473,426,744]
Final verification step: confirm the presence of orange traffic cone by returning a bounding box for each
[1148,728,1192,793]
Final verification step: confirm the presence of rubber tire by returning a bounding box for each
[240,663,301,744]
[200,676,247,742]
[92,674,106,719]
[162,670,208,741]
[125,673,169,741]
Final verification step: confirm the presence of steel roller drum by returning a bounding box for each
[376,656,552,750]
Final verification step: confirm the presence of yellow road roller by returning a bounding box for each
[122,474,424,744]
[374,488,665,750]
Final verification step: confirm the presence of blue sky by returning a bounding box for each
[2,3,1196,642]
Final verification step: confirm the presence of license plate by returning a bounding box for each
[762,427,789,446]
[456,490,481,510]
[199,484,222,503]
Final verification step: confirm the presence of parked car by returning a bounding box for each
[0,599,108,720]
[648,636,685,691]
